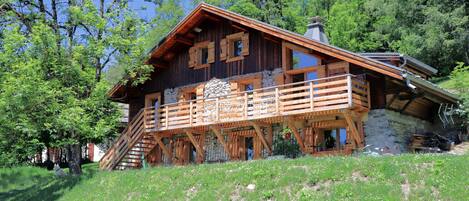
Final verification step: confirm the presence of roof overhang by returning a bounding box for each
[145,3,404,80]
[109,3,457,104]
[403,73,458,103]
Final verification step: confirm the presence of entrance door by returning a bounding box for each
[245,137,254,160]
[145,92,161,108]
[145,92,161,128]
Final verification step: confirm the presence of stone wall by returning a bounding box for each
[364,109,434,154]
[262,68,283,88]
[164,88,178,104]
[204,134,229,162]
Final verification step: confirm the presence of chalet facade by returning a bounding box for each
[99,3,458,170]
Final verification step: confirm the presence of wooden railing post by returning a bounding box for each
[275,88,279,114]
[189,101,193,126]
[347,75,353,108]
[367,81,371,109]
[143,108,147,131]
[216,97,220,122]
[244,92,248,119]
[309,81,314,110]
[165,105,169,129]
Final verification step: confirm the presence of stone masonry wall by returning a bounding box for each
[364,109,433,154]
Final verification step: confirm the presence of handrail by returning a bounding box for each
[145,74,370,132]
[154,74,356,107]
[99,108,146,170]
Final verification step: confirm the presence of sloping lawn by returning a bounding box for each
[1,154,468,201]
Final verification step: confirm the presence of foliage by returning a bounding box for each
[272,127,301,158]
[0,0,141,171]
[440,62,469,123]
[1,155,468,200]
[197,0,469,74]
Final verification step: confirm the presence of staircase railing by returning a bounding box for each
[99,108,146,170]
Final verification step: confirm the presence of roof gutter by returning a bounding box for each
[402,72,459,103]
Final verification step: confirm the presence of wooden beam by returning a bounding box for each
[286,119,306,153]
[210,126,231,159]
[253,120,271,128]
[183,129,204,159]
[182,128,204,136]
[285,65,326,75]
[153,134,173,161]
[400,96,416,113]
[249,121,272,154]
[386,93,398,108]
[343,112,361,147]
[175,34,194,46]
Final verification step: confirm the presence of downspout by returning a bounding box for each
[399,55,418,93]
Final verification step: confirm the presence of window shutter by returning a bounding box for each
[241,33,249,56]
[220,38,227,61]
[230,82,239,93]
[207,41,215,63]
[188,46,197,68]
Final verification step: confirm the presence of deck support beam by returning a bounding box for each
[286,118,306,153]
[183,129,204,163]
[210,126,231,159]
[249,121,272,154]
[153,133,173,163]
[343,111,361,148]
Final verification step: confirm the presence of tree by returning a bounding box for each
[0,0,146,174]
[444,62,469,123]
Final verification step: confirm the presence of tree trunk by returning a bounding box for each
[67,144,82,175]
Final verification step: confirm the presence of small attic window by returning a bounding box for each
[201,47,209,64]
[220,32,249,62]
[189,41,215,69]
[233,40,243,57]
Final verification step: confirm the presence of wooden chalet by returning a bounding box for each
[99,3,458,170]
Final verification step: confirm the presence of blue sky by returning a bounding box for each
[128,0,194,21]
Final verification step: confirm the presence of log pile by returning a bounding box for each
[409,133,454,153]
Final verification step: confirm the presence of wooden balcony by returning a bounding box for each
[100,74,370,170]
[144,74,369,133]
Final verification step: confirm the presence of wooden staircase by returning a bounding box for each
[99,109,157,170]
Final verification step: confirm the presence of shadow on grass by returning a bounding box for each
[0,166,97,201]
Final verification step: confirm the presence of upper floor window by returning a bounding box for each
[220,32,249,62]
[201,47,209,64]
[189,41,214,69]
[233,40,243,57]
[283,42,323,83]
[291,50,320,69]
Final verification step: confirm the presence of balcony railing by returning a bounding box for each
[144,74,369,132]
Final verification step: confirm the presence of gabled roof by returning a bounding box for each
[110,3,458,104]
[145,3,404,80]
[360,52,438,75]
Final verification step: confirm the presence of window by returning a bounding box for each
[283,42,324,84]
[189,92,197,100]
[220,32,249,62]
[188,41,214,69]
[245,83,254,91]
[291,50,319,69]
[201,47,209,64]
[233,40,243,57]
[145,92,161,108]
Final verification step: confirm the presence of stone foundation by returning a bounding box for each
[364,109,434,154]
[204,134,229,162]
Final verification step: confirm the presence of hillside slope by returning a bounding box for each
[1,154,468,201]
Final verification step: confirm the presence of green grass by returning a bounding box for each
[1,154,468,201]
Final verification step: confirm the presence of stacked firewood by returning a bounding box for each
[409,133,453,153]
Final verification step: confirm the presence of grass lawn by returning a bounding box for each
[1,154,468,201]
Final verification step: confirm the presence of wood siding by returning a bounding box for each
[142,21,281,96]
[126,21,281,121]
